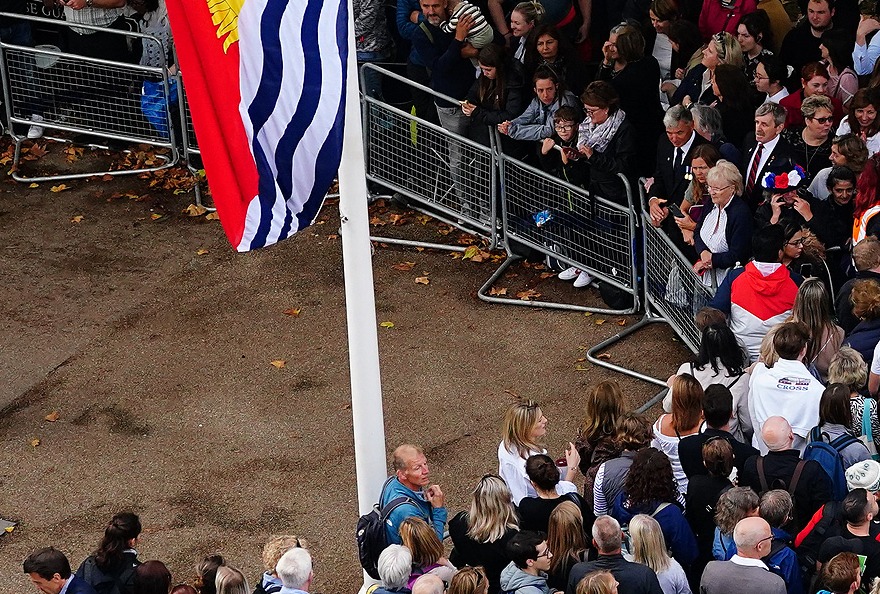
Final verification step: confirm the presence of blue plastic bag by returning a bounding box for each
[141,79,178,139]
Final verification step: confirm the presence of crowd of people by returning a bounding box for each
[356,0,880,292]
[21,513,316,594]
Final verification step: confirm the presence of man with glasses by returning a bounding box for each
[700,517,787,594]
[500,531,561,594]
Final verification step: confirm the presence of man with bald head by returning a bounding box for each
[411,574,445,594]
[700,517,787,593]
[380,444,447,545]
[739,417,832,533]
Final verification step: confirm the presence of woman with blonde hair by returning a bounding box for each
[449,475,519,594]
[673,31,744,107]
[653,374,704,495]
[691,160,753,288]
[787,277,844,382]
[575,570,618,594]
[828,348,878,453]
[254,535,306,594]
[447,566,489,594]
[629,514,691,594]
[499,399,579,504]
[547,501,589,592]
[399,517,456,588]
[214,567,247,594]
[574,381,624,503]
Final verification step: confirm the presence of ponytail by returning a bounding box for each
[94,512,141,570]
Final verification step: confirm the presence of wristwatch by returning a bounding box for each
[85,0,93,7]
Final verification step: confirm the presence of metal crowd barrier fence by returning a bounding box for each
[360,63,499,252]
[0,13,178,182]
[587,179,715,390]
[478,146,640,315]
[175,71,211,209]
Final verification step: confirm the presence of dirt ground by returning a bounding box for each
[0,140,690,593]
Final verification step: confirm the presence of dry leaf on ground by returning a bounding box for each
[44,411,59,422]
[196,248,209,256]
[283,308,301,317]
[392,262,415,271]
[379,321,395,328]
[50,184,69,193]
[414,276,429,285]
[516,289,542,301]
[29,438,40,447]
[270,360,286,369]
[70,215,84,224]
[489,286,508,296]
[183,204,207,217]
[206,212,220,220]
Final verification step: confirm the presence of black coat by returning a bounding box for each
[678,427,758,478]
[739,134,798,211]
[448,512,516,594]
[583,116,638,206]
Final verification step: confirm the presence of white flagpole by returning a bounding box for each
[338,0,387,590]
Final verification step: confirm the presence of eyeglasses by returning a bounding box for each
[707,185,732,194]
[584,106,605,115]
[554,123,575,131]
[536,547,553,558]
[754,74,769,80]
[787,238,806,246]
[757,535,774,546]
[809,116,834,124]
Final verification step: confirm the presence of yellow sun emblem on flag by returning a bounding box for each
[207,0,243,52]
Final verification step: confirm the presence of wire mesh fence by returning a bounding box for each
[498,154,636,292]
[641,213,715,353]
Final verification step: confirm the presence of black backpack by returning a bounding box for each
[356,477,415,580]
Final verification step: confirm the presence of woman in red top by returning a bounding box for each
[698,0,757,41]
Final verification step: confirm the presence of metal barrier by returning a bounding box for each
[360,63,499,251]
[477,146,641,315]
[587,179,715,387]
[175,71,211,209]
[0,13,178,182]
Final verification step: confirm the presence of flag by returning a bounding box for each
[165,0,348,251]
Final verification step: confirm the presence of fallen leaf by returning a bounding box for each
[28,183,38,188]
[150,213,163,220]
[391,261,415,271]
[44,411,60,422]
[29,144,48,157]
[539,272,555,279]
[616,319,627,326]
[576,357,586,362]
[50,184,69,193]
[102,174,114,182]
[379,321,395,328]
[575,365,589,371]
[283,308,301,317]
[327,234,339,240]
[369,216,386,226]
[594,319,606,325]
[516,289,542,301]
[449,253,461,259]
[583,312,594,317]
[183,203,207,217]
[205,212,220,220]
[29,438,40,448]
[196,248,209,256]
[416,215,431,225]
[463,245,479,260]
[415,247,425,252]
[4,525,13,533]
[489,286,508,296]
[270,360,286,369]
[597,353,612,360]
[70,215,84,224]
[437,226,453,236]
[415,276,430,285]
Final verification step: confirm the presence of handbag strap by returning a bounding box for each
[864,399,874,442]
[757,456,770,493]
[788,460,807,496]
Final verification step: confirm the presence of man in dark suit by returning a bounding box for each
[740,102,796,211]
[24,547,98,594]
[647,105,709,258]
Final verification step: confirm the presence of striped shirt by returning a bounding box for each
[441,1,490,36]
[63,5,125,35]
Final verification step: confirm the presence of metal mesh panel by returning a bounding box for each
[182,86,198,154]
[4,44,171,145]
[501,156,634,290]
[365,100,494,231]
[642,215,715,353]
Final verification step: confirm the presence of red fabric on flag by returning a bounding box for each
[164,0,259,249]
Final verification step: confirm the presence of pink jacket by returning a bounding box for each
[698,0,758,41]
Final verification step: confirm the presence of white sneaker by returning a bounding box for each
[573,270,593,288]
[558,266,580,281]
[27,115,43,140]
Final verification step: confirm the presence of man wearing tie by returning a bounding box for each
[741,103,796,211]
[647,105,709,259]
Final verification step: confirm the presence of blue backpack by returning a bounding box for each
[803,427,860,500]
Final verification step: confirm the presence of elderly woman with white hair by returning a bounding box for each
[374,544,413,593]
[691,160,753,287]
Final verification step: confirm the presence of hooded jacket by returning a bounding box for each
[708,262,801,361]
[499,562,552,594]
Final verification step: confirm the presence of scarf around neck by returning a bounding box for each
[578,108,626,153]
